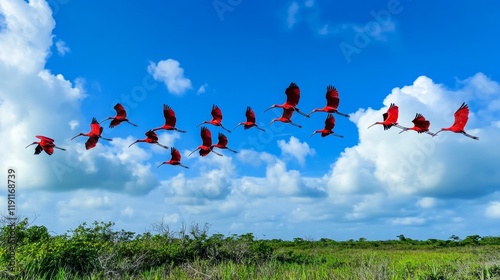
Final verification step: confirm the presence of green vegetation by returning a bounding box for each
[1,218,500,279]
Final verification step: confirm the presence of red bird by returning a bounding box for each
[151,104,186,133]
[158,147,189,169]
[367,103,402,130]
[307,85,350,118]
[433,103,478,140]
[399,113,436,136]
[25,135,66,155]
[264,82,309,118]
[100,103,137,128]
[128,130,168,148]
[234,106,265,132]
[189,127,223,157]
[71,117,112,150]
[211,132,237,153]
[196,104,231,133]
[268,108,302,128]
[310,114,344,138]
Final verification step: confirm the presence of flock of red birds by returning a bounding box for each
[26,82,479,169]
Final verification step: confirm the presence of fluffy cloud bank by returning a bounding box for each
[0,0,159,194]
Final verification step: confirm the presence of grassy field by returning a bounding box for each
[1,219,499,279]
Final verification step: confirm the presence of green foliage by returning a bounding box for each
[1,219,500,279]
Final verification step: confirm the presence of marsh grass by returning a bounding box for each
[1,219,500,279]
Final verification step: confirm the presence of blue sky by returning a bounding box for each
[1,0,500,241]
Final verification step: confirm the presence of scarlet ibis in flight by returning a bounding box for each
[189,126,223,157]
[196,104,231,133]
[264,82,310,118]
[268,108,302,128]
[234,106,266,132]
[158,147,189,169]
[212,132,237,153]
[433,102,479,140]
[367,103,403,130]
[100,103,137,128]
[307,85,350,118]
[128,130,169,148]
[151,104,186,133]
[310,114,344,138]
[399,113,436,136]
[25,135,66,155]
[71,117,112,150]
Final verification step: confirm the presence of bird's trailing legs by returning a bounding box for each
[294,108,310,118]
[157,162,189,169]
[309,131,344,138]
[334,111,350,118]
[155,143,169,149]
[399,128,437,136]
[100,118,137,127]
[211,149,224,156]
[220,125,231,133]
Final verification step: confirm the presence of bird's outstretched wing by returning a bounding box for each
[285,82,300,106]
[246,106,256,123]
[453,102,470,130]
[114,103,127,118]
[163,104,177,126]
[146,130,158,141]
[211,105,223,121]
[201,127,212,146]
[171,147,181,161]
[324,113,335,131]
[325,85,340,109]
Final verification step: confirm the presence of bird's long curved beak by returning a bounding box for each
[367,123,377,129]
[188,148,199,156]
[100,118,110,124]
[157,163,165,168]
[267,120,275,126]
[309,132,316,138]
[55,146,67,151]
[128,141,137,148]
[233,123,242,129]
[25,142,37,149]
[263,106,274,113]
[398,128,408,134]
[70,134,81,140]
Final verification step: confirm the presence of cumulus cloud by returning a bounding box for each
[286,2,299,29]
[326,74,500,203]
[55,39,69,56]
[277,136,315,165]
[485,201,500,219]
[147,58,192,95]
[197,83,207,94]
[0,0,159,195]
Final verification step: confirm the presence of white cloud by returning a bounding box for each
[0,0,159,195]
[417,197,436,209]
[304,0,314,8]
[286,2,300,29]
[147,58,192,95]
[326,73,500,204]
[277,136,315,165]
[391,217,426,225]
[0,0,55,74]
[485,201,500,219]
[121,207,134,217]
[197,83,207,94]
[55,39,69,56]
